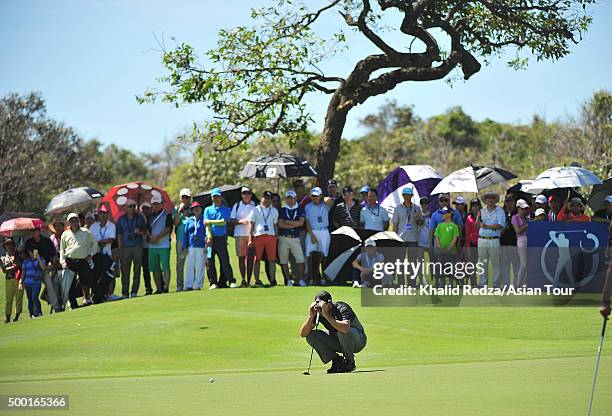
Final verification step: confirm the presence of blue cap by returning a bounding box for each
[360,185,370,193]
[211,188,222,197]
[402,188,414,195]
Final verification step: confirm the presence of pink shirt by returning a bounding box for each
[511,214,528,238]
[464,215,479,247]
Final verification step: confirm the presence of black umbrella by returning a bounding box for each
[588,177,612,213]
[45,187,104,216]
[505,182,535,203]
[193,185,259,208]
[323,227,403,283]
[239,154,317,179]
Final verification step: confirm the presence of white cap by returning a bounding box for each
[310,187,323,196]
[516,199,530,209]
[605,195,612,204]
[67,212,79,221]
[364,239,376,247]
[453,196,466,205]
[179,188,192,198]
[140,202,151,209]
[285,190,297,198]
[241,187,251,193]
[151,196,163,204]
[534,208,546,217]
[535,195,547,204]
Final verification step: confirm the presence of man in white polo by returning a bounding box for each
[477,191,506,288]
[230,187,257,287]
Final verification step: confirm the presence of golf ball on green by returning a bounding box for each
[209,378,215,383]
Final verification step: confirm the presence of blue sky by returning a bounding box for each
[1,0,610,154]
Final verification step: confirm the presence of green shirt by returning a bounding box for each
[173,206,192,244]
[434,221,460,250]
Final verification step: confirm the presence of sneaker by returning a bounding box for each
[108,294,122,301]
[327,355,344,374]
[229,283,238,289]
[297,280,306,287]
[352,281,361,288]
[286,279,294,287]
[362,282,369,289]
[209,284,218,290]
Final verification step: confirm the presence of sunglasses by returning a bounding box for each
[439,198,449,202]
[127,204,136,208]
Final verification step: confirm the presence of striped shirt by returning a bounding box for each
[331,201,362,230]
[479,207,506,238]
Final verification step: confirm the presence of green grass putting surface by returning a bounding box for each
[1,286,611,415]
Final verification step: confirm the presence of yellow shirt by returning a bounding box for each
[60,227,98,265]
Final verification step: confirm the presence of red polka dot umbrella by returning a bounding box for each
[101,182,173,221]
[0,217,46,237]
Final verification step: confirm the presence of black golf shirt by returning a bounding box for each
[320,301,365,335]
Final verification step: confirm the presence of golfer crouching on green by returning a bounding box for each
[300,290,367,373]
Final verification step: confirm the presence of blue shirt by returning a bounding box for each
[479,206,506,238]
[22,257,45,286]
[430,207,463,232]
[116,213,147,247]
[279,205,305,237]
[305,201,330,230]
[204,204,231,237]
[182,216,207,249]
[360,204,389,231]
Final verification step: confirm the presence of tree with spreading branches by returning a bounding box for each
[140,0,594,187]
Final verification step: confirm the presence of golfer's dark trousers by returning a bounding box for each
[306,328,367,363]
[206,235,235,287]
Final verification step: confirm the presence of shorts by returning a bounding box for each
[254,235,277,261]
[277,236,305,264]
[148,247,171,273]
[306,229,330,257]
[235,236,250,257]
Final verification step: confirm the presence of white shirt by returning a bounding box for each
[230,200,256,237]
[89,221,117,256]
[249,204,279,236]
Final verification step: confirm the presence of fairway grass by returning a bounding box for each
[1,286,611,415]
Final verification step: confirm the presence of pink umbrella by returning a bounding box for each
[0,217,46,237]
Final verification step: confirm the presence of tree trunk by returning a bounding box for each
[315,91,350,189]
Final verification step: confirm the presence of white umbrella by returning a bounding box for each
[523,167,602,194]
[431,166,517,195]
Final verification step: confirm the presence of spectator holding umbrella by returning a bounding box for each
[116,199,147,298]
[564,198,591,222]
[392,188,423,285]
[20,246,46,318]
[547,195,564,221]
[147,196,174,293]
[60,213,99,307]
[230,187,257,287]
[512,199,530,287]
[477,192,506,288]
[248,191,279,287]
[204,188,236,289]
[182,201,206,290]
[173,188,192,292]
[1,238,23,323]
[89,206,118,300]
